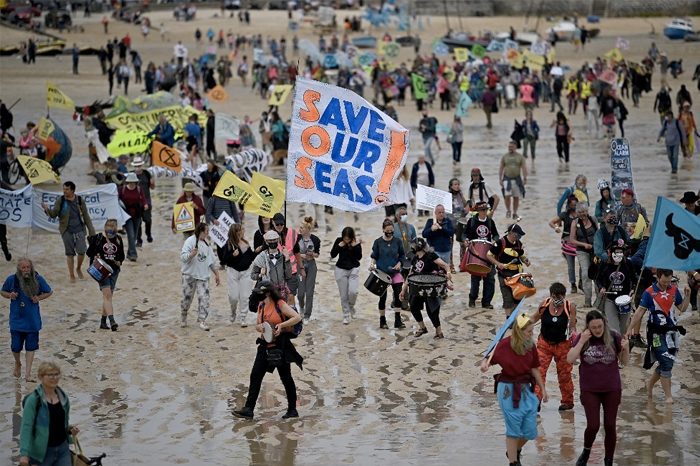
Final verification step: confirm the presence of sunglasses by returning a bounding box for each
[275,222,285,226]
[45,373,61,378]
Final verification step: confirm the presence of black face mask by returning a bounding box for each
[267,241,279,250]
[384,231,394,237]
[606,217,618,225]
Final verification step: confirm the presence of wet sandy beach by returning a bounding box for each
[2,9,700,466]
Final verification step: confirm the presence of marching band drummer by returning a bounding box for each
[370,219,407,330]
[595,241,636,337]
[488,224,531,317]
[399,238,451,339]
[463,201,500,310]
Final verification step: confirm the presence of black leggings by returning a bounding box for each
[618,119,625,138]
[556,134,570,162]
[580,389,621,460]
[379,282,403,310]
[244,344,297,411]
[410,296,441,328]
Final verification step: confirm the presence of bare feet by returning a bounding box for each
[76,270,85,280]
[645,378,653,400]
[665,396,674,404]
[13,363,21,378]
[70,276,77,284]
[25,376,37,383]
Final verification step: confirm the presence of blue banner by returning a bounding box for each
[482,300,526,358]
[644,197,700,271]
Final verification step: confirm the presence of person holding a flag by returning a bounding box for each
[480,313,547,466]
[626,269,690,404]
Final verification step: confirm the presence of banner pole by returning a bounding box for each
[25,226,31,255]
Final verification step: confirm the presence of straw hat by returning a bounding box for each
[183,182,196,192]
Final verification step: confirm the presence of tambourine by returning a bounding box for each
[262,322,275,343]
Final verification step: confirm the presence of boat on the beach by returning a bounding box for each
[684,31,700,42]
[546,20,576,41]
[441,34,490,51]
[664,18,694,40]
[494,31,541,45]
[352,35,377,49]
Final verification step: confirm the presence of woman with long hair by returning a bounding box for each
[180,222,221,330]
[549,194,579,294]
[294,217,321,321]
[384,165,414,220]
[600,87,618,139]
[331,226,362,322]
[86,219,125,331]
[253,215,272,253]
[370,218,406,329]
[594,180,615,223]
[20,361,80,466]
[481,313,548,466]
[567,310,629,466]
[221,223,256,327]
[233,280,303,420]
[550,111,572,163]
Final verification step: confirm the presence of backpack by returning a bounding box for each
[258,300,303,338]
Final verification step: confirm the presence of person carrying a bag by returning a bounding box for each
[20,361,80,466]
[570,202,598,308]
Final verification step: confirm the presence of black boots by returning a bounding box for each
[394,313,405,329]
[379,316,388,329]
[233,407,254,419]
[576,448,591,466]
[604,459,613,466]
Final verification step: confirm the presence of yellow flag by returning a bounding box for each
[17,156,60,185]
[214,171,265,211]
[547,46,556,63]
[206,84,229,103]
[505,49,520,62]
[605,47,623,62]
[173,202,195,232]
[454,48,469,63]
[633,214,647,240]
[250,172,286,218]
[46,81,75,110]
[523,50,545,67]
[444,68,456,83]
[512,54,524,68]
[377,41,388,55]
[107,130,151,156]
[152,141,182,172]
[36,117,55,141]
[268,84,294,107]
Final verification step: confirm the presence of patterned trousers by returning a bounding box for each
[181,274,210,321]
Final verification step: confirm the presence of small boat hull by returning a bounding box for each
[664,27,690,40]
[352,36,377,49]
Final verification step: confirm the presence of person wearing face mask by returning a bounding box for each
[180,222,221,330]
[293,217,321,322]
[498,141,527,221]
[394,206,417,279]
[270,213,302,305]
[657,110,688,173]
[463,201,499,309]
[594,180,615,223]
[250,230,298,306]
[556,174,589,215]
[593,209,629,264]
[233,280,303,421]
[567,310,629,466]
[480,313,548,466]
[595,242,635,336]
[615,188,648,235]
[570,202,599,308]
[626,269,690,404]
[87,219,125,331]
[447,178,468,274]
[467,167,499,215]
[488,224,531,317]
[531,282,577,411]
[331,227,362,322]
[370,219,407,329]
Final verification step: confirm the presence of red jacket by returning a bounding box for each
[171,193,206,230]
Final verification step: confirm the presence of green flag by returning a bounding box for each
[411,73,428,100]
[471,44,486,58]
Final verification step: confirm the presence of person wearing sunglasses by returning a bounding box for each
[19,361,80,466]
[370,218,407,329]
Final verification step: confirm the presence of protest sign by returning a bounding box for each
[36,117,55,141]
[616,37,630,51]
[471,44,486,58]
[605,47,623,62]
[268,84,294,107]
[32,184,130,232]
[411,73,428,100]
[433,41,450,56]
[250,172,285,218]
[206,84,229,103]
[0,185,34,228]
[17,156,61,185]
[106,105,205,133]
[416,185,452,214]
[209,212,236,247]
[107,130,152,157]
[505,49,520,62]
[46,82,74,110]
[214,113,240,141]
[609,138,636,207]
[454,48,469,63]
[173,202,195,232]
[486,41,504,52]
[152,141,182,172]
[286,77,409,213]
[384,42,401,60]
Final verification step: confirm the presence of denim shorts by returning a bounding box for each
[11,330,39,353]
[652,336,677,378]
[98,267,120,290]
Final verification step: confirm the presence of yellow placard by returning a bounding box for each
[46,82,74,111]
[17,155,60,185]
[173,202,195,232]
[454,47,469,63]
[505,49,520,62]
[512,54,524,68]
[444,68,456,83]
[36,117,55,141]
[547,46,556,63]
[250,172,286,218]
[268,84,294,107]
[152,141,182,172]
[605,47,623,62]
[107,130,152,156]
[206,84,229,103]
[523,50,545,67]
[377,41,388,55]
[632,214,647,240]
[213,171,265,211]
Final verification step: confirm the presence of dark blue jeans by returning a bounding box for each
[469,266,496,305]
[124,217,142,259]
[31,440,71,466]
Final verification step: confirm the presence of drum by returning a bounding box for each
[505,273,537,300]
[262,322,275,343]
[614,295,632,314]
[463,239,492,276]
[454,217,468,242]
[407,274,448,297]
[87,258,113,283]
[364,269,391,296]
[506,84,516,101]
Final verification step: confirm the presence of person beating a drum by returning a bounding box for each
[462,201,500,309]
[487,224,531,317]
[595,241,636,338]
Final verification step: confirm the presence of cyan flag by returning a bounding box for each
[644,196,700,270]
[455,91,472,117]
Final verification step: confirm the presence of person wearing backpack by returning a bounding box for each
[119,173,149,261]
[657,110,688,174]
[233,280,303,420]
[531,282,578,411]
[19,361,80,466]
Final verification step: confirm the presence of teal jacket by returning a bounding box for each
[20,385,73,462]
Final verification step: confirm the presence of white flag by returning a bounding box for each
[215,113,240,141]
